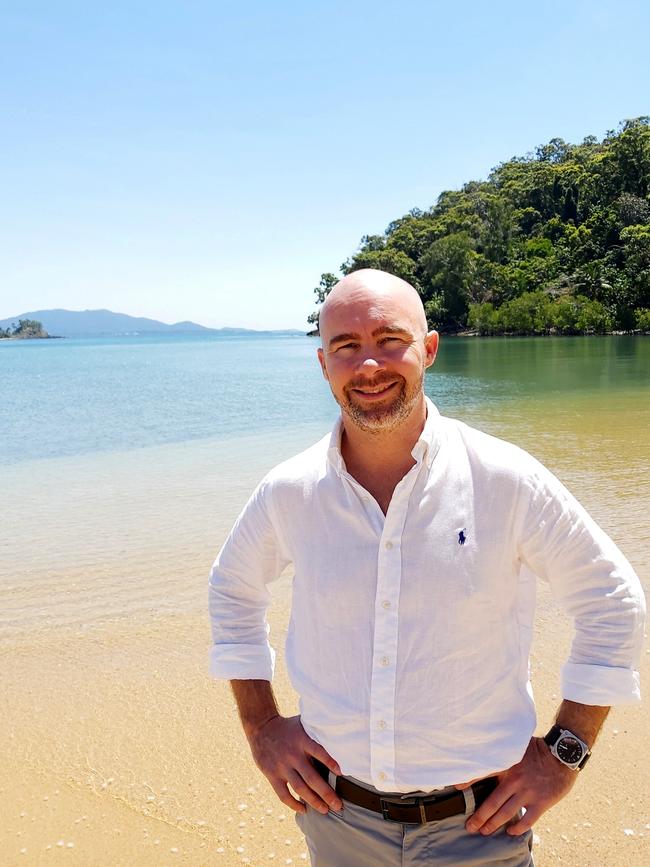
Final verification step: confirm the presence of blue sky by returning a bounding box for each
[2,0,649,329]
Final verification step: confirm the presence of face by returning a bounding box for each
[317,287,438,433]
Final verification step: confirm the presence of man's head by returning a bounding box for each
[317,269,438,434]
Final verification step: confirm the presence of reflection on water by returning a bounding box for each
[428,336,650,584]
[433,335,649,398]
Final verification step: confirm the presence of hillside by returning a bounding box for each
[0,309,304,338]
[310,117,650,335]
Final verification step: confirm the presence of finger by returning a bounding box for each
[454,777,482,790]
[474,795,523,836]
[286,769,330,814]
[299,764,344,812]
[466,781,516,833]
[507,806,541,836]
[306,739,342,776]
[269,776,306,814]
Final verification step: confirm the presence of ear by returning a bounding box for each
[317,346,330,381]
[424,330,439,368]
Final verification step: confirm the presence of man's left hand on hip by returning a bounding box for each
[459,736,577,836]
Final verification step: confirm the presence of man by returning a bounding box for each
[209,269,644,865]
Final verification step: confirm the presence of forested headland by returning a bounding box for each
[309,118,650,335]
[0,319,49,339]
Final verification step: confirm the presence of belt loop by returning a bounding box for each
[462,786,475,815]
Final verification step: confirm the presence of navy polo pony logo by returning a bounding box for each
[458,528,467,546]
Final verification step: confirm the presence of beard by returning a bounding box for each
[336,368,425,434]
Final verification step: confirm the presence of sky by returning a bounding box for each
[1,0,649,330]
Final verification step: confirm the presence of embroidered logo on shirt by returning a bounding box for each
[458,528,467,546]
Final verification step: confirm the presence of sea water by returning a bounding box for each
[1,332,648,864]
[2,332,649,635]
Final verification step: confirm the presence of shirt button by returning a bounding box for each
[382,600,391,610]
[385,541,393,550]
[377,720,387,729]
[380,656,390,666]
[378,772,387,781]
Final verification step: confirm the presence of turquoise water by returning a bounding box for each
[1,333,648,632]
[3,333,647,465]
[1,334,335,464]
[1,333,647,867]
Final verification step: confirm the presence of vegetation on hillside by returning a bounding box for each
[309,118,650,335]
[0,318,49,339]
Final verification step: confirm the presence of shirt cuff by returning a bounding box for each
[209,643,276,681]
[561,662,641,706]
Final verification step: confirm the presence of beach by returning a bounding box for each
[2,334,648,865]
[2,576,648,866]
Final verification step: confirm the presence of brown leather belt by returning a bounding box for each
[313,759,498,825]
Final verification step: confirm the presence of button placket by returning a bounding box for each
[369,461,424,789]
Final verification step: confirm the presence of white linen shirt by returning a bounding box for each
[209,399,645,792]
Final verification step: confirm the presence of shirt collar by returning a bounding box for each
[327,396,442,472]
[414,396,442,468]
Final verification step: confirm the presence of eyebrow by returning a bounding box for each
[328,325,412,348]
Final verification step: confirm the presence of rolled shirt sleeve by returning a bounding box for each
[518,459,646,706]
[209,479,290,681]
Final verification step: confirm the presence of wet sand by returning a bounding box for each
[1,572,648,867]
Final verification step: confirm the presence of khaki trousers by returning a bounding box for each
[295,779,534,866]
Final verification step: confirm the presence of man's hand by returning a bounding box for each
[461,736,577,836]
[247,714,344,815]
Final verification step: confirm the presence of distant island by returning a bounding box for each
[0,318,52,340]
[309,117,650,336]
[0,309,305,339]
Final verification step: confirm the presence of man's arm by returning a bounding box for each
[230,679,344,815]
[210,482,344,815]
[463,459,644,836]
[465,700,609,835]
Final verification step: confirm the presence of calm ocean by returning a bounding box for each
[1,333,648,867]
[3,332,647,464]
[1,333,648,637]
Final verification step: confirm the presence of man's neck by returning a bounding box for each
[340,397,428,475]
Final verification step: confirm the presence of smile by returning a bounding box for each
[350,381,399,399]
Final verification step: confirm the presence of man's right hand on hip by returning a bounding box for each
[248,714,344,815]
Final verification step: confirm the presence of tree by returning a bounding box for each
[620,224,650,311]
[0,318,47,338]
[343,247,418,285]
[421,233,476,329]
[309,117,650,333]
[307,273,338,330]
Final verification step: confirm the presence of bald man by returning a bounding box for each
[209,269,644,866]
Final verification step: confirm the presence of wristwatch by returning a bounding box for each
[544,725,591,770]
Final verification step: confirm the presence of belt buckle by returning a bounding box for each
[379,793,430,824]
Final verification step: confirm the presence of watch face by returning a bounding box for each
[556,736,584,765]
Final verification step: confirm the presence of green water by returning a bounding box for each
[431,336,650,586]
[2,334,648,635]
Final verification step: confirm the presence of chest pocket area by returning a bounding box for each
[293,546,376,631]
[401,525,505,631]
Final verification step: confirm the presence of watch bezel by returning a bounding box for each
[545,725,591,770]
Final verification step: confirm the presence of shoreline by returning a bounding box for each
[0,334,62,341]
[307,328,648,338]
[1,581,648,866]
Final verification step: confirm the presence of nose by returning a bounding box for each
[357,353,383,373]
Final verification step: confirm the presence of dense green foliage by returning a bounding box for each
[0,318,48,339]
[309,118,650,334]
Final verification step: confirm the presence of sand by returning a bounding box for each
[1,569,648,867]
